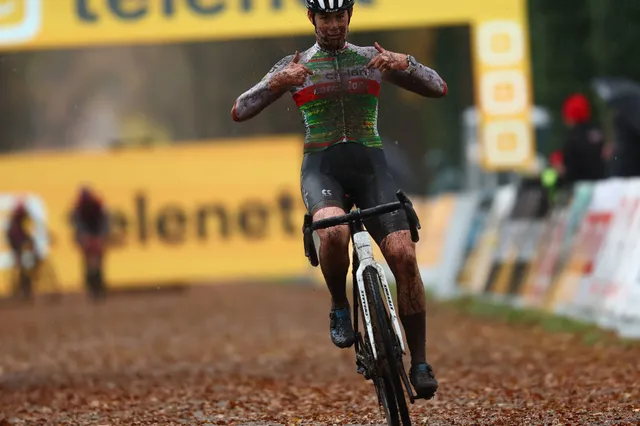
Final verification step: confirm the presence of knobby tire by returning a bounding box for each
[362,266,411,426]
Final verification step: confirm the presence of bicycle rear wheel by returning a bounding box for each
[362,266,411,426]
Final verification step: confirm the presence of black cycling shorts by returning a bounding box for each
[300,142,409,245]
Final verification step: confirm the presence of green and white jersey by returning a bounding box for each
[232,42,447,154]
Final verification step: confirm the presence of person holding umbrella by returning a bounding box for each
[559,93,607,185]
[592,77,640,177]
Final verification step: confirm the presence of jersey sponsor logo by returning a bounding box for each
[324,68,369,80]
[293,78,379,106]
[346,78,370,94]
[313,82,341,96]
[312,78,372,96]
[310,67,368,83]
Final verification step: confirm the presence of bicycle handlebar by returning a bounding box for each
[302,190,422,267]
[310,201,399,229]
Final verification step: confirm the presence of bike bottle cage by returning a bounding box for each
[301,190,421,267]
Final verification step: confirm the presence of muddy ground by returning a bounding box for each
[0,283,638,425]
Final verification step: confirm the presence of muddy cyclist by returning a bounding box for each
[231,0,447,399]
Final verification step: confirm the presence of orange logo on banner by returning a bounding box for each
[494,82,515,103]
[497,132,518,152]
[491,33,511,54]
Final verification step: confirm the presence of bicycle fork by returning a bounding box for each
[350,226,406,360]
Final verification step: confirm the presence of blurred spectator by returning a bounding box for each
[4,199,38,300]
[71,187,110,300]
[560,94,606,184]
[545,149,567,187]
[542,150,575,205]
[548,150,565,176]
[609,96,640,177]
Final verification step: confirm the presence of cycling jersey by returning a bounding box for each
[232,42,447,154]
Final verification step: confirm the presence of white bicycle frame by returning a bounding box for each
[352,230,406,360]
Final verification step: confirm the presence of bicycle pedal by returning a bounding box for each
[356,366,371,380]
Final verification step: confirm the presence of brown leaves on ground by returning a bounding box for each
[0,283,638,425]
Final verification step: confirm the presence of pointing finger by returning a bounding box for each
[374,42,385,53]
[371,56,385,70]
[292,51,301,64]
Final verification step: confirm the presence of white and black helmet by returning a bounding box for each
[305,0,355,13]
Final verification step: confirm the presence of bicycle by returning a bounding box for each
[9,240,63,303]
[302,190,424,426]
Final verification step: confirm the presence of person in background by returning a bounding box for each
[71,186,110,300]
[5,199,37,300]
[609,102,640,177]
[548,150,565,177]
[540,150,566,205]
[560,94,607,185]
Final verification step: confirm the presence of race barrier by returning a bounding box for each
[0,136,466,299]
[0,136,311,295]
[3,137,638,340]
[457,177,640,340]
[0,135,473,300]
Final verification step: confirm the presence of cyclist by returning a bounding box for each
[231,0,446,399]
[71,186,110,299]
[5,199,37,298]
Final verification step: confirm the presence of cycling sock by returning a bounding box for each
[400,312,426,366]
[325,275,349,309]
[319,233,350,309]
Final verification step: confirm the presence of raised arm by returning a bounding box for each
[231,52,313,122]
[384,61,448,98]
[367,42,447,98]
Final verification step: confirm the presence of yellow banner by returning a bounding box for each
[0,137,309,291]
[0,0,524,50]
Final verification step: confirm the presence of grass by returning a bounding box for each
[441,295,640,348]
[370,283,615,345]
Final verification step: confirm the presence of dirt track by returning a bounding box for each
[0,283,639,425]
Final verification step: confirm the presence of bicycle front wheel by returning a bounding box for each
[362,266,411,426]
